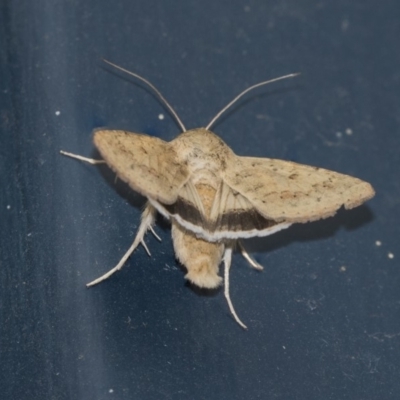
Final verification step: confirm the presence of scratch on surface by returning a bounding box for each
[315,132,357,149]
[368,332,400,342]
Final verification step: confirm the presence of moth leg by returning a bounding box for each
[60,150,106,165]
[223,246,248,329]
[86,203,156,287]
[149,225,162,241]
[238,241,264,271]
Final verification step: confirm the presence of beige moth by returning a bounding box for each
[61,60,375,329]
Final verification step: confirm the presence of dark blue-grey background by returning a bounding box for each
[1,1,399,399]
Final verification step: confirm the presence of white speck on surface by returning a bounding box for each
[158,113,164,120]
[336,131,342,138]
[55,111,61,116]
[109,389,114,393]
[340,266,347,272]
[163,263,178,271]
[345,128,353,135]
[7,205,11,210]
[282,345,286,350]
[388,253,394,259]
[375,240,382,246]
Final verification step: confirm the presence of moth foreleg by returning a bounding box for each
[60,150,106,165]
[86,203,157,287]
[223,246,248,329]
[238,241,264,271]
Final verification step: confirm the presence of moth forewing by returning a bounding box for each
[223,155,375,223]
[93,129,189,204]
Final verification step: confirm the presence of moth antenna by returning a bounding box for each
[102,59,187,132]
[206,72,300,131]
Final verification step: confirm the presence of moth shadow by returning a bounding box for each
[241,204,375,254]
[91,148,148,209]
[184,280,221,298]
[90,148,177,236]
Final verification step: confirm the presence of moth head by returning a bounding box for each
[171,128,233,173]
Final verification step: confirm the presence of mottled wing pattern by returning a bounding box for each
[223,155,375,223]
[94,130,190,204]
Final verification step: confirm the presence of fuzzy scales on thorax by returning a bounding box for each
[171,128,232,190]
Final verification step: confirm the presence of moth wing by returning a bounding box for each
[222,155,375,223]
[207,179,291,239]
[94,130,189,204]
[154,179,207,225]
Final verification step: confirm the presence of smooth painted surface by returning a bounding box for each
[1,1,399,399]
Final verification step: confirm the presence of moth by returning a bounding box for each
[61,60,375,329]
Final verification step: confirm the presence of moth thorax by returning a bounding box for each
[174,129,231,175]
